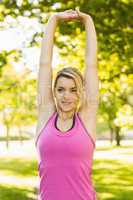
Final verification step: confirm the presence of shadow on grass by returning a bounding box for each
[93,159,133,200]
[0,185,37,200]
[96,145,133,151]
[0,158,37,177]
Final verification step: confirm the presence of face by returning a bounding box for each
[54,76,79,112]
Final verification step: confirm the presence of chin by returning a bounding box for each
[57,103,77,112]
[61,107,76,112]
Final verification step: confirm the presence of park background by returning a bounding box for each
[0,0,133,199]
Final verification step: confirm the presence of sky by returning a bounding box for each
[0,15,59,75]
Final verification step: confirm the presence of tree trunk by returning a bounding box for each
[18,126,23,146]
[115,126,121,146]
[2,110,10,149]
[6,125,10,149]
[109,127,114,144]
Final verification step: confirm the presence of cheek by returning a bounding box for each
[71,93,79,102]
[55,92,63,101]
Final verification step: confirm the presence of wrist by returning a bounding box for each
[82,15,92,25]
[49,14,59,24]
[53,13,60,23]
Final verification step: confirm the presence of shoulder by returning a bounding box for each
[36,104,56,137]
[78,102,99,142]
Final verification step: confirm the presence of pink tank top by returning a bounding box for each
[35,111,97,200]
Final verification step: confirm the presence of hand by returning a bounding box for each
[54,9,79,22]
[75,8,92,23]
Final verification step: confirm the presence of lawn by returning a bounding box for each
[0,140,133,200]
[0,140,38,200]
[93,141,133,200]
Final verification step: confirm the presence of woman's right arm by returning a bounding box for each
[36,15,58,135]
[37,15,58,112]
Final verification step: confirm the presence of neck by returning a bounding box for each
[57,109,75,121]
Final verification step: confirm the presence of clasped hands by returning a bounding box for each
[54,8,91,24]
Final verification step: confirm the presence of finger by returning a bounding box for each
[75,8,80,14]
[75,7,80,12]
[65,9,74,13]
[75,7,80,16]
[68,11,78,16]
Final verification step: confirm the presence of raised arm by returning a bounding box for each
[36,10,78,135]
[76,8,99,107]
[75,8,99,140]
[36,15,58,135]
[37,15,58,111]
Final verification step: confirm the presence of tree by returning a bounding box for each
[1,0,132,146]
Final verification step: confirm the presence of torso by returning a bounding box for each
[36,105,97,143]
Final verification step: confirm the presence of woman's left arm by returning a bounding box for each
[84,16,99,106]
[76,8,99,108]
[76,9,99,139]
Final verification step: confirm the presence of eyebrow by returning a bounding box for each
[57,86,77,89]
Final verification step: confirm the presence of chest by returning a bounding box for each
[37,123,94,165]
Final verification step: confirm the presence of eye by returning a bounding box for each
[57,88,64,92]
[71,89,77,92]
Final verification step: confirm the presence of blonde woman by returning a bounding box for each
[35,8,99,200]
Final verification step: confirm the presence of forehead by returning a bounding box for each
[56,76,76,88]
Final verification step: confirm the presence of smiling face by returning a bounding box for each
[54,76,79,112]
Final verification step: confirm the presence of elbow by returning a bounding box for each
[39,61,52,67]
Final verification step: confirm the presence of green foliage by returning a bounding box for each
[0,63,37,136]
[0,50,21,76]
[0,0,132,144]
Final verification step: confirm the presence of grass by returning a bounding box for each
[93,159,133,200]
[0,140,133,200]
[0,156,38,200]
[0,140,38,200]
[93,141,133,200]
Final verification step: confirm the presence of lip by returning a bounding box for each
[62,101,72,104]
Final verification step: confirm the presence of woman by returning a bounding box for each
[35,8,99,200]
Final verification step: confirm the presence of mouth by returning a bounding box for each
[62,101,72,105]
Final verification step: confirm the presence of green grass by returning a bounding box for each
[93,159,133,200]
[93,142,133,200]
[0,156,38,200]
[0,185,36,200]
[0,140,133,200]
[0,157,37,177]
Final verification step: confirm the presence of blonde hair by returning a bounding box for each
[53,67,85,111]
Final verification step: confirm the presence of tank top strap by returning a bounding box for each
[76,112,96,147]
[35,111,57,146]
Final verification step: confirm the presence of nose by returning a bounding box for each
[63,91,70,99]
